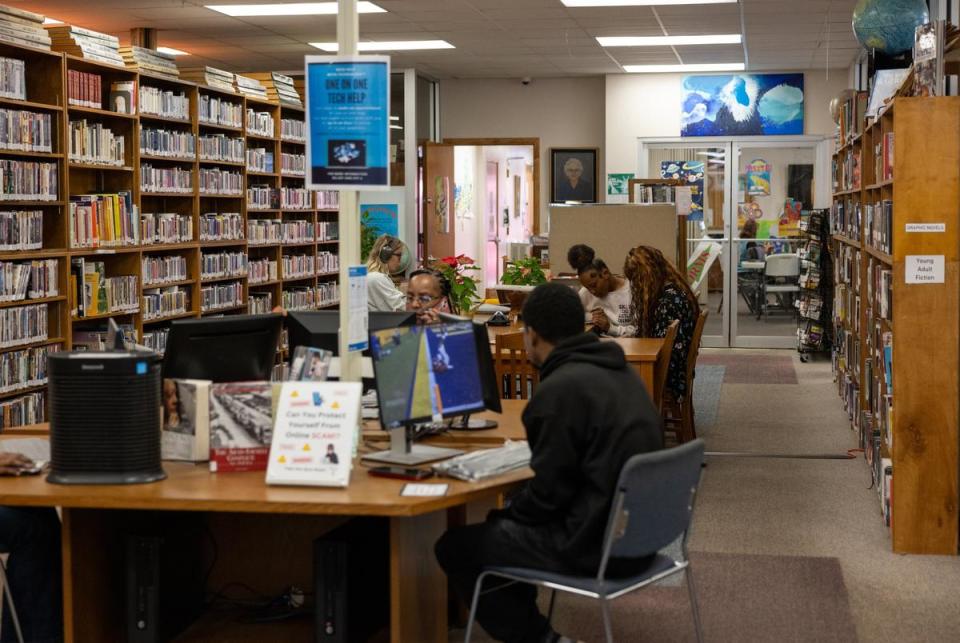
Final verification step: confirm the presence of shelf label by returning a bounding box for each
[905,255,944,284]
[905,223,946,233]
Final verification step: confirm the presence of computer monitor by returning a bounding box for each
[363,319,501,465]
[438,313,501,428]
[162,314,283,383]
[286,311,416,356]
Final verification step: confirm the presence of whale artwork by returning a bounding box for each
[681,73,804,137]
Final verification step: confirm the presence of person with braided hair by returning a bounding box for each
[405,268,454,324]
[623,245,699,399]
[567,243,636,337]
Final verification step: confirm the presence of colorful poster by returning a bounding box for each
[745,159,771,196]
[660,161,704,221]
[305,55,390,189]
[780,198,802,237]
[359,203,399,238]
[607,173,634,196]
[681,73,804,136]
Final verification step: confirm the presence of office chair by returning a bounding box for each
[464,439,706,643]
[0,556,25,643]
[759,253,801,319]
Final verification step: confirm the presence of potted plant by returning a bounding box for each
[500,257,547,286]
[430,254,481,315]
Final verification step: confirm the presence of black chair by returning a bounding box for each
[464,439,706,643]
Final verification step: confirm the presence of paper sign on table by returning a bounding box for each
[401,483,449,497]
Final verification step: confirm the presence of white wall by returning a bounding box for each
[604,70,850,177]
[440,77,606,233]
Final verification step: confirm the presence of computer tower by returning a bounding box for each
[314,518,389,643]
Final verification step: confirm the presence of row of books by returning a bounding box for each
[118,46,178,79]
[282,286,319,312]
[246,148,274,173]
[199,212,242,241]
[201,281,243,312]
[198,94,243,128]
[632,184,675,205]
[0,160,57,201]
[0,344,56,394]
[201,251,247,279]
[0,258,58,302]
[281,220,314,244]
[0,390,44,429]
[829,200,859,241]
[315,281,339,306]
[863,200,892,254]
[281,187,313,210]
[317,220,339,241]
[872,263,892,321]
[49,24,124,67]
[68,119,125,166]
[199,168,242,195]
[141,211,192,245]
[248,292,274,314]
[140,87,189,121]
[199,134,244,163]
[248,219,281,245]
[0,302,47,348]
[837,91,867,145]
[246,109,274,137]
[0,57,25,100]
[0,210,42,251]
[316,251,339,273]
[142,255,188,286]
[280,153,305,176]
[143,286,188,321]
[181,67,234,92]
[72,324,135,351]
[0,5,49,51]
[0,109,53,153]
[839,149,861,192]
[234,74,267,100]
[249,258,277,284]
[69,192,138,249]
[141,164,192,193]
[67,69,103,110]
[316,190,339,209]
[246,72,301,107]
[142,327,169,353]
[281,254,315,279]
[141,128,195,159]
[873,132,893,183]
[70,259,139,317]
[280,118,306,142]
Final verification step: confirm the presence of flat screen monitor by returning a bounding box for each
[287,311,416,356]
[438,313,501,417]
[369,320,491,429]
[162,314,282,383]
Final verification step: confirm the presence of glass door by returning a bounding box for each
[639,142,731,348]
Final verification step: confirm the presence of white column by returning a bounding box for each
[336,0,362,381]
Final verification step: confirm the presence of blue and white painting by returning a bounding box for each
[681,74,804,137]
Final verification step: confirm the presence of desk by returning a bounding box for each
[362,399,528,447]
[0,438,530,642]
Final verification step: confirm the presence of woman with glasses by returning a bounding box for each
[405,268,453,324]
[366,234,409,312]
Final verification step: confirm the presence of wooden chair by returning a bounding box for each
[494,331,539,399]
[663,310,709,444]
[653,320,680,413]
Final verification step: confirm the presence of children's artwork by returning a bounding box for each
[455,182,474,219]
[745,159,771,196]
[359,203,399,238]
[780,198,802,237]
[607,173,634,196]
[757,220,779,239]
[660,161,704,221]
[434,175,450,233]
[681,73,804,136]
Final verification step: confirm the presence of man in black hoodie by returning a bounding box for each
[435,283,663,643]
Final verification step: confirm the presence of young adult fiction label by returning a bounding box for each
[905,255,945,284]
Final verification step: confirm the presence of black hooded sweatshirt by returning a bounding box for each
[504,332,663,572]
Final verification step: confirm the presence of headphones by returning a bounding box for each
[378,236,400,263]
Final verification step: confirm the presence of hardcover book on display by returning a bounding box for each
[209,381,279,472]
[162,379,211,462]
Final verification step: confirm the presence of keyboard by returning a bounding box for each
[432,441,531,482]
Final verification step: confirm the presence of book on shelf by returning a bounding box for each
[0,159,58,201]
[838,91,867,143]
[179,66,235,92]
[139,86,189,120]
[913,21,946,97]
[0,4,51,50]
[47,25,124,67]
[0,108,53,152]
[244,71,302,106]
[0,57,26,100]
[142,285,189,320]
[0,258,58,302]
[233,73,267,99]
[69,257,138,317]
[67,70,102,109]
[72,323,135,351]
[0,391,44,428]
[108,81,136,115]
[68,119,125,166]
[118,46,179,79]
[69,192,138,249]
[209,381,279,473]
[162,378,211,462]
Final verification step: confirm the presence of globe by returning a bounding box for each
[852,0,929,55]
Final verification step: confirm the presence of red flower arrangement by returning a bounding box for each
[430,254,481,314]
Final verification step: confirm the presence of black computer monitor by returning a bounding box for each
[286,310,416,356]
[439,313,501,424]
[162,314,283,382]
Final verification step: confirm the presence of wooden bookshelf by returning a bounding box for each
[831,96,960,554]
[0,40,340,426]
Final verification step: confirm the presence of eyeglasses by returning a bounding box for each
[405,294,440,306]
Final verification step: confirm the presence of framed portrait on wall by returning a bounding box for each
[551,148,598,203]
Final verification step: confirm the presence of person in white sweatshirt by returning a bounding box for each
[366,234,409,311]
[567,243,636,337]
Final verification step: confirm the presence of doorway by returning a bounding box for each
[421,138,539,289]
[639,136,829,348]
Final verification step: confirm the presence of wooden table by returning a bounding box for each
[0,434,530,643]
[362,399,528,447]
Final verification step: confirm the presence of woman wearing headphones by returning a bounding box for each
[366,234,409,311]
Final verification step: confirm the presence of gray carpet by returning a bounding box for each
[692,365,724,434]
[456,551,858,643]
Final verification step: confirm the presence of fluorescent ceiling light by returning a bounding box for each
[42,17,63,25]
[563,1,736,6]
[206,2,385,17]
[156,46,190,56]
[310,40,454,52]
[624,63,745,72]
[598,34,741,47]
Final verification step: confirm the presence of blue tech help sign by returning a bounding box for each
[305,55,390,190]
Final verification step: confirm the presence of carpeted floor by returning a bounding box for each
[698,353,798,385]
[691,365,723,434]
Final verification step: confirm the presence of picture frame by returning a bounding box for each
[550,148,598,204]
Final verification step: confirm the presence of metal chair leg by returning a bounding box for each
[600,598,614,643]
[546,588,557,624]
[464,572,488,643]
[685,567,704,643]
[0,561,24,643]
